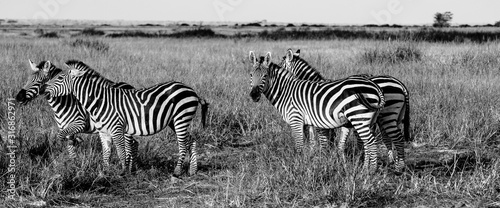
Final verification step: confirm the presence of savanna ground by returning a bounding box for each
[0,25,500,207]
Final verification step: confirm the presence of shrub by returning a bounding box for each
[241,23,261,27]
[39,32,59,38]
[106,30,153,38]
[105,28,223,38]
[168,28,223,38]
[66,39,109,52]
[79,27,105,36]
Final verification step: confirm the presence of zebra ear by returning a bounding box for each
[29,59,39,72]
[69,69,85,77]
[249,51,257,66]
[295,49,300,56]
[42,61,52,73]
[264,52,272,65]
[285,49,294,63]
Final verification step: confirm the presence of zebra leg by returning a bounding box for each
[98,132,113,168]
[57,122,86,160]
[289,119,305,153]
[188,138,198,176]
[337,127,351,158]
[379,120,406,173]
[316,128,331,153]
[350,120,379,171]
[173,121,191,177]
[110,132,127,174]
[65,135,78,160]
[308,125,317,151]
[125,136,139,173]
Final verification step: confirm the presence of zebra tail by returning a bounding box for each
[394,77,411,142]
[199,98,209,128]
[355,93,381,111]
[355,82,385,111]
[403,94,411,142]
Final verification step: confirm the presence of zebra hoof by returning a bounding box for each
[74,136,83,145]
[188,169,197,176]
[173,166,182,177]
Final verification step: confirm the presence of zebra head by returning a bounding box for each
[44,62,86,98]
[16,60,62,105]
[282,48,300,71]
[248,51,272,102]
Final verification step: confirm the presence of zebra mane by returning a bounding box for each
[65,60,114,86]
[35,61,47,69]
[268,61,295,80]
[291,55,325,81]
[258,56,265,64]
[48,65,63,79]
[65,60,97,74]
[34,61,63,79]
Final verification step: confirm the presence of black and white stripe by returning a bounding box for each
[249,51,385,170]
[282,49,410,171]
[16,60,137,168]
[45,60,208,176]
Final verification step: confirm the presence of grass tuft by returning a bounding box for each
[64,38,110,52]
[361,41,422,64]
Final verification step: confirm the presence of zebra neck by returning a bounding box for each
[292,59,324,82]
[262,65,295,108]
[45,95,74,128]
[46,95,63,112]
[73,76,112,116]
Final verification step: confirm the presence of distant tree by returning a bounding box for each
[494,21,500,27]
[433,12,453,27]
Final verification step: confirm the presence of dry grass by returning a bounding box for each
[0,37,499,207]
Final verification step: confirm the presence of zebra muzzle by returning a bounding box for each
[250,87,261,102]
[15,89,28,105]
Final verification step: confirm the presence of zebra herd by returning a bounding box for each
[16,48,410,176]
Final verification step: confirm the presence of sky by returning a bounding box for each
[0,0,499,25]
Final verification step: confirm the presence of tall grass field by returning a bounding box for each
[0,35,499,207]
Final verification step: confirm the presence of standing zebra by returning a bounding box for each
[16,60,138,169]
[248,51,385,170]
[282,49,410,172]
[44,60,208,176]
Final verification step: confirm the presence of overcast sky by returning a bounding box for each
[0,0,499,25]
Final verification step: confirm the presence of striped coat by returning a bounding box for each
[282,49,409,172]
[45,60,207,176]
[249,51,385,170]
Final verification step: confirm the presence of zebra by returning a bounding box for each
[248,51,385,170]
[281,49,410,171]
[15,60,138,169]
[43,60,208,176]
